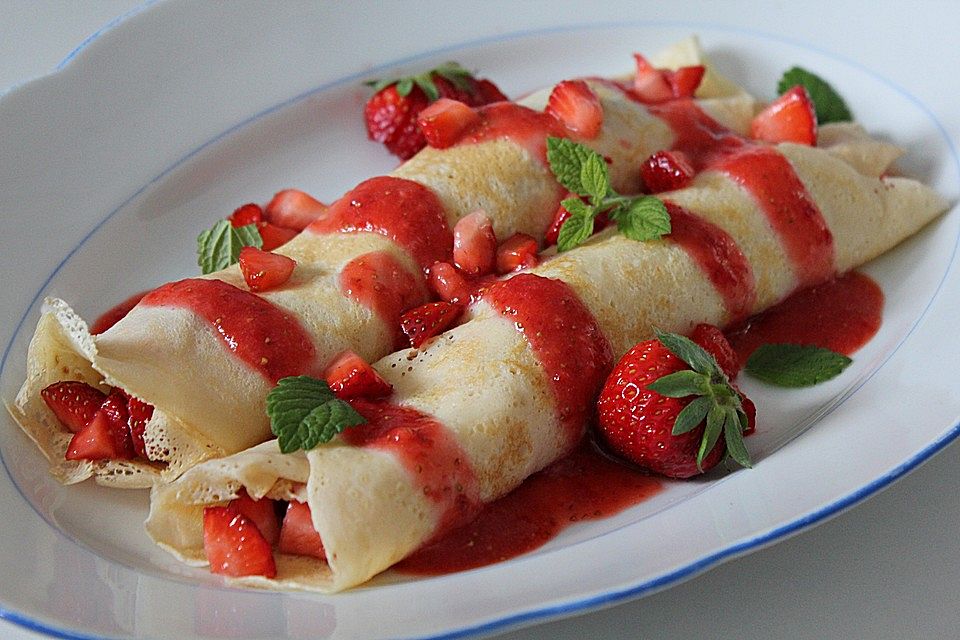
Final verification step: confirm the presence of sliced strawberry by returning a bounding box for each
[228,203,263,228]
[545,80,603,139]
[229,489,281,546]
[256,222,299,251]
[641,150,696,193]
[264,189,327,231]
[41,381,107,433]
[750,86,817,146]
[544,200,572,247]
[453,210,497,276]
[428,261,473,304]
[400,301,463,348]
[323,350,393,400]
[278,501,326,561]
[668,65,706,99]
[417,98,481,150]
[238,246,296,292]
[65,389,135,461]
[495,233,539,274]
[203,506,277,578]
[126,396,153,459]
[740,393,757,436]
[690,323,740,379]
[632,54,674,103]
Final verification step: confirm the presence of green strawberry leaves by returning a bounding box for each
[648,330,752,471]
[197,219,263,275]
[777,67,852,125]
[366,62,476,101]
[266,376,366,454]
[546,137,671,252]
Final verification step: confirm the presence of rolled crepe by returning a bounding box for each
[9,38,757,487]
[146,123,949,592]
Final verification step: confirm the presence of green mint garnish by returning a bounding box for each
[745,343,852,387]
[266,376,367,454]
[366,62,475,101]
[777,67,852,124]
[196,219,263,275]
[546,137,670,252]
[647,330,751,470]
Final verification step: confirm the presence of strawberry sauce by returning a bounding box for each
[342,400,481,537]
[340,251,429,347]
[647,98,744,169]
[396,441,661,575]
[306,176,452,272]
[456,102,566,163]
[479,274,614,442]
[140,279,316,382]
[90,290,151,334]
[664,202,756,321]
[726,270,884,366]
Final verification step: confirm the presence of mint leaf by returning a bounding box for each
[266,376,366,453]
[197,220,263,275]
[745,343,852,387]
[777,67,852,124]
[546,136,596,195]
[618,196,671,242]
[556,209,595,252]
[580,153,610,205]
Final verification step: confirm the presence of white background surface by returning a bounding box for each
[1,2,959,639]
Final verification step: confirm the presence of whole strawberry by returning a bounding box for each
[596,330,753,478]
[364,62,507,160]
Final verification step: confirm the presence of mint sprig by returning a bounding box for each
[366,62,475,101]
[646,330,752,470]
[546,137,670,252]
[266,376,367,454]
[777,67,852,124]
[745,343,851,387]
[196,219,263,275]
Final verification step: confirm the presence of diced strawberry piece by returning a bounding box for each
[544,200,572,247]
[323,350,393,400]
[667,65,706,99]
[750,86,817,146]
[632,54,674,103]
[453,210,497,276]
[238,246,296,292]
[256,222,299,251]
[428,261,473,304]
[400,301,463,348]
[472,78,508,104]
[740,392,757,436]
[690,323,740,379]
[203,506,277,578]
[229,489,281,546]
[545,80,603,139]
[417,98,481,149]
[41,381,107,433]
[641,150,696,193]
[228,203,263,228]
[278,501,326,561]
[264,190,327,231]
[126,396,153,459]
[495,233,539,274]
[65,389,135,461]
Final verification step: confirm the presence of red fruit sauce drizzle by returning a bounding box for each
[306,176,452,272]
[455,102,567,163]
[663,202,756,321]
[480,274,615,442]
[140,279,317,383]
[726,271,884,367]
[341,400,481,538]
[339,251,429,348]
[396,440,661,575]
[89,290,150,334]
